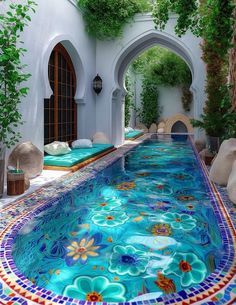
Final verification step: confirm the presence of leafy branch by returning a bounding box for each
[0,0,37,149]
[77,0,151,40]
[152,0,235,139]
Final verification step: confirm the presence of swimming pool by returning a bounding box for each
[1,135,236,304]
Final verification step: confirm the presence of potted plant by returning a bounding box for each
[0,1,36,198]
[191,85,236,153]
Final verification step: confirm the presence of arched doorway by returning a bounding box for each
[44,43,77,145]
[95,13,206,146]
[108,31,204,145]
[171,121,188,133]
[164,113,193,134]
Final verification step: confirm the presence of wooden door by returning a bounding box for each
[44,43,77,145]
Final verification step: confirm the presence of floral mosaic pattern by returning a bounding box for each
[155,272,176,294]
[65,233,106,265]
[108,245,149,276]
[164,252,207,287]
[92,199,122,211]
[162,212,197,231]
[92,211,129,227]
[63,276,126,302]
[151,223,172,236]
[0,134,235,305]
[116,181,136,190]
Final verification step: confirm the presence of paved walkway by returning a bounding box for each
[0,170,69,209]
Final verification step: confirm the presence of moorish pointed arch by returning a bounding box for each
[44,43,77,145]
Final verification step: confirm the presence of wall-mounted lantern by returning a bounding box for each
[93,74,102,94]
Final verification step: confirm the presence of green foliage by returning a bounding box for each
[77,0,151,40]
[199,0,234,58]
[182,86,193,112]
[151,52,192,86]
[152,0,199,37]
[152,0,235,139]
[0,0,36,149]
[124,75,134,127]
[132,47,192,86]
[153,0,234,49]
[197,1,235,137]
[140,78,160,128]
[191,85,236,140]
[133,47,192,115]
[131,47,167,73]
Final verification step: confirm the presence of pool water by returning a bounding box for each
[12,136,224,302]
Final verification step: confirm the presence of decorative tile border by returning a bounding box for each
[0,134,235,305]
[215,185,236,229]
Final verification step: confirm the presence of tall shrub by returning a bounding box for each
[0,0,36,149]
[140,78,160,128]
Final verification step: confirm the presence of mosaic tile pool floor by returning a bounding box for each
[0,135,235,305]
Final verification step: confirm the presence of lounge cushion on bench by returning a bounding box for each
[125,130,143,140]
[44,144,114,167]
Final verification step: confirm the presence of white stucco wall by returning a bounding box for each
[129,73,143,128]
[1,2,206,150]
[128,72,194,128]
[2,0,97,152]
[158,86,194,119]
[96,14,206,145]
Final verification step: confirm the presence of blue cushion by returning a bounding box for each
[125,131,143,139]
[44,144,114,167]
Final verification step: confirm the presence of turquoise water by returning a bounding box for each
[12,136,224,302]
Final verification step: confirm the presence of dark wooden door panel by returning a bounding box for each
[44,43,77,145]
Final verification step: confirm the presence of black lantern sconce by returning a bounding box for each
[93,74,103,95]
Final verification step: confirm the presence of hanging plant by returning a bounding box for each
[152,0,199,37]
[77,0,151,40]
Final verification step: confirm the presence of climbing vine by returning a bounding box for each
[152,0,199,37]
[152,0,236,139]
[132,47,192,122]
[77,0,151,40]
[140,78,160,128]
[192,0,235,139]
[124,75,134,127]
